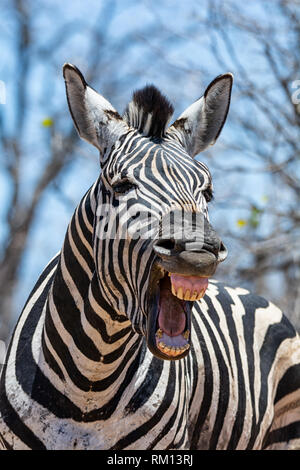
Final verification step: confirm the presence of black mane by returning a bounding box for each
[123,85,174,139]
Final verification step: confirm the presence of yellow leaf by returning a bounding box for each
[42,117,53,127]
[237,219,247,228]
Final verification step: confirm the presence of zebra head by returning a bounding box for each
[63,64,232,361]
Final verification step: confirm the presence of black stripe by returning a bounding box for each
[147,362,184,450]
[90,274,129,323]
[82,185,96,228]
[247,311,296,449]
[0,273,53,450]
[190,314,213,449]
[117,237,136,313]
[96,234,120,310]
[274,364,300,404]
[198,301,230,450]
[168,426,187,449]
[41,329,65,382]
[204,292,234,379]
[167,361,189,449]
[239,292,263,449]
[263,421,300,448]
[210,285,246,450]
[83,297,132,348]
[64,226,91,296]
[258,316,296,420]
[0,365,46,449]
[0,432,13,449]
[187,347,199,411]
[69,211,94,273]
[111,361,177,450]
[50,262,101,361]
[106,238,129,311]
[137,239,155,300]
[125,351,163,413]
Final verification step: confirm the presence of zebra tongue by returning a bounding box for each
[158,286,186,337]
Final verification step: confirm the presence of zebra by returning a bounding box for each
[0,63,299,450]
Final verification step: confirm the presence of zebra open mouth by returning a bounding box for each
[147,265,208,360]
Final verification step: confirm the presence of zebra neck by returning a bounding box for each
[41,181,142,390]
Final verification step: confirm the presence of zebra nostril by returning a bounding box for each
[154,238,176,258]
[156,239,176,251]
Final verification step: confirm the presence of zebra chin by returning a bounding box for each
[146,263,209,361]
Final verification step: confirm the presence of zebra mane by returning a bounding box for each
[123,85,174,139]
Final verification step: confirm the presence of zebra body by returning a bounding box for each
[0,65,299,450]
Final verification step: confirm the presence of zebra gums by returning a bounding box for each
[0,64,299,451]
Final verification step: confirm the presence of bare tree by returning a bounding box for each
[201,0,300,328]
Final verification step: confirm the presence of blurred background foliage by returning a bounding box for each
[0,0,300,342]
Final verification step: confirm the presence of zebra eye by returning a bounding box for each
[203,186,214,202]
[112,180,137,194]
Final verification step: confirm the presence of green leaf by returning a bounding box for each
[237,219,247,228]
[248,205,262,228]
[42,117,54,127]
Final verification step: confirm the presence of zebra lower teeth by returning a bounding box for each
[157,340,190,356]
[156,328,190,356]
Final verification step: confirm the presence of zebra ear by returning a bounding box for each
[63,63,128,158]
[169,74,233,157]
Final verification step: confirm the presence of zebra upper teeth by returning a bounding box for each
[170,274,208,301]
